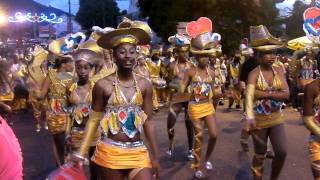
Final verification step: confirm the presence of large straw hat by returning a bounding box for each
[49,32,86,56]
[249,25,284,51]
[72,48,100,65]
[97,18,152,49]
[186,17,222,55]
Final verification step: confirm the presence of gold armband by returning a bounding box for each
[65,116,72,135]
[245,84,255,119]
[78,111,102,157]
[303,116,320,137]
[179,82,186,93]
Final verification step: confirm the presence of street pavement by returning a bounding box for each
[12,104,312,180]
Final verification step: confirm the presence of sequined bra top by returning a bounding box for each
[254,66,283,115]
[100,74,147,138]
[69,82,93,127]
[48,69,73,114]
[313,92,320,123]
[188,68,213,102]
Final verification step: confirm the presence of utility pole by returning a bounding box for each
[67,0,72,33]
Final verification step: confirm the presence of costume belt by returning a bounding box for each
[71,127,85,132]
[189,99,211,104]
[101,138,144,149]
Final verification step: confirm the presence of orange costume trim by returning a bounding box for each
[188,102,215,120]
[92,140,152,169]
[309,140,320,162]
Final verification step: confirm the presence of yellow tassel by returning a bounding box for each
[100,116,108,134]
[108,112,119,132]
[134,112,141,129]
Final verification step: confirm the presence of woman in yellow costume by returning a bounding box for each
[37,33,85,166]
[227,55,242,110]
[181,17,223,178]
[166,33,195,160]
[245,25,289,180]
[134,47,151,79]
[10,51,28,112]
[303,65,320,179]
[0,57,14,120]
[298,49,315,90]
[71,19,160,179]
[80,26,116,83]
[26,46,48,132]
[147,47,166,110]
[65,49,100,179]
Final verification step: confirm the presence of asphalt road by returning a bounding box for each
[11,104,313,180]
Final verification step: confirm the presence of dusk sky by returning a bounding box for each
[34,0,311,15]
[34,0,129,14]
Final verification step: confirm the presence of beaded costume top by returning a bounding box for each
[146,59,161,78]
[189,68,213,102]
[254,66,283,115]
[48,69,74,114]
[68,81,94,126]
[100,74,147,138]
[312,89,320,124]
[0,77,13,102]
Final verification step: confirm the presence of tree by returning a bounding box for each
[76,0,120,30]
[284,0,309,39]
[138,0,284,52]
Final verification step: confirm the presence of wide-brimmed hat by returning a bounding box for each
[90,26,115,41]
[137,45,150,56]
[78,39,103,55]
[117,17,153,38]
[98,18,152,49]
[168,34,190,52]
[186,17,222,55]
[250,25,284,51]
[72,48,100,65]
[49,32,86,57]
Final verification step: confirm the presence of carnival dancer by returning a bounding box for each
[65,49,100,179]
[0,56,14,124]
[239,55,259,152]
[71,19,160,179]
[302,71,320,180]
[10,50,28,112]
[134,47,151,79]
[166,33,195,160]
[80,26,116,83]
[298,49,315,91]
[301,3,320,179]
[228,55,242,110]
[37,33,84,166]
[245,25,289,180]
[147,46,166,110]
[26,45,48,132]
[180,17,226,178]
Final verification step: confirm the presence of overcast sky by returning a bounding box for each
[34,0,311,15]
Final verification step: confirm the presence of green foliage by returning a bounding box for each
[76,0,120,30]
[138,0,283,52]
[284,0,309,39]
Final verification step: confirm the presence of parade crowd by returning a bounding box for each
[2,12,320,180]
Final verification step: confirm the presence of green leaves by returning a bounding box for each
[76,0,120,30]
[138,0,282,52]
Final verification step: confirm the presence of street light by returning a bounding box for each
[0,12,7,26]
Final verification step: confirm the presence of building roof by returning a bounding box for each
[1,0,74,17]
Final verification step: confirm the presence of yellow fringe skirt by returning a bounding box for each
[46,113,68,134]
[188,102,215,120]
[309,139,320,162]
[92,139,152,170]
